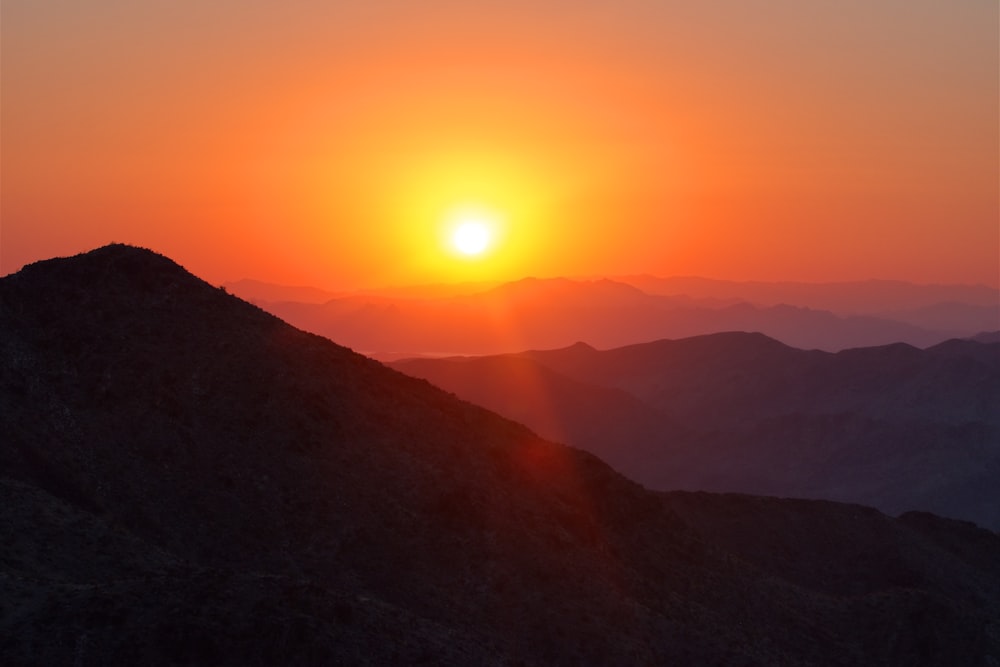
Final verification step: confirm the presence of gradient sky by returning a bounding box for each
[3,1,998,289]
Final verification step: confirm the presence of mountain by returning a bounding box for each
[224,278,504,304]
[392,349,678,474]
[880,303,1000,334]
[392,332,1000,530]
[972,331,1000,344]
[617,275,1000,315]
[251,276,968,357]
[3,245,999,665]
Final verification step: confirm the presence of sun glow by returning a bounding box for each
[350,148,555,283]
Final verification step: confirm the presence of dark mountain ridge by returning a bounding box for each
[393,332,1000,530]
[518,333,999,428]
[3,245,999,664]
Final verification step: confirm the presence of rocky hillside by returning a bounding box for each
[2,245,999,665]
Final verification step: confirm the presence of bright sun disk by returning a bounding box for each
[451,219,492,256]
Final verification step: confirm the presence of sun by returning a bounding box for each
[445,204,503,258]
[451,219,492,256]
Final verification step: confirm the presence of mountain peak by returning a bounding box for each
[8,243,199,295]
[21,242,176,271]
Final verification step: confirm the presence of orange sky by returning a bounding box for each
[3,1,998,289]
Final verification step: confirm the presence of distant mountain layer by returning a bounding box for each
[239,275,997,356]
[3,244,999,664]
[617,275,1000,314]
[392,332,1000,531]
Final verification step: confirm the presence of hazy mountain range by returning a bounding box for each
[392,333,1000,531]
[4,244,999,664]
[226,275,999,357]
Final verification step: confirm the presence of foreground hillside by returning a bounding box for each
[393,333,1000,530]
[2,245,999,665]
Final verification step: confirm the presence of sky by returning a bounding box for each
[3,1,998,290]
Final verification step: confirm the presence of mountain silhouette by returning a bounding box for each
[617,275,1000,315]
[393,332,1000,531]
[239,276,988,358]
[3,244,999,665]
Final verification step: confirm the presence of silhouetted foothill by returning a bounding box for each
[2,244,998,666]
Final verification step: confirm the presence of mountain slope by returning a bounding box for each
[2,245,999,665]
[392,351,678,474]
[393,332,1000,529]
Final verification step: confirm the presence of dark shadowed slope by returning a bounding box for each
[2,245,999,665]
[393,333,1000,530]
[390,351,681,475]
